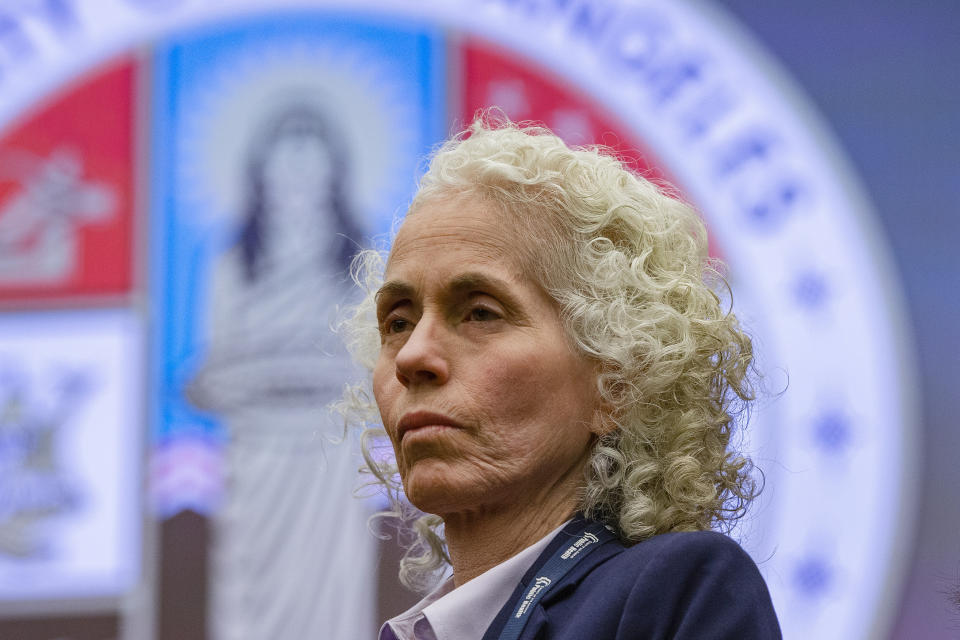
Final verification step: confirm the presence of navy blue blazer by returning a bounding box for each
[482,519,781,639]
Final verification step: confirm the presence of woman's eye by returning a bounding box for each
[383,317,411,334]
[467,307,499,322]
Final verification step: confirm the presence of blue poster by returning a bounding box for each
[148,15,446,638]
[151,12,446,475]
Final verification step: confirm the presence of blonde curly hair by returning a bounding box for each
[336,115,758,591]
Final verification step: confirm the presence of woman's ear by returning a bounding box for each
[589,373,618,436]
[589,410,618,437]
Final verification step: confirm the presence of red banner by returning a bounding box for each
[0,58,136,302]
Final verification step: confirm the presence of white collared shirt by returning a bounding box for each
[379,521,567,640]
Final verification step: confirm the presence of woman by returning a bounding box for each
[339,116,781,639]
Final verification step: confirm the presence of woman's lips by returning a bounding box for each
[397,411,464,441]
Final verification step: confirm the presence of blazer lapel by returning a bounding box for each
[481,516,624,640]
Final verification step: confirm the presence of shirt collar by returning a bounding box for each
[380,520,568,640]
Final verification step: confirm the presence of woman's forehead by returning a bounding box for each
[388,198,517,264]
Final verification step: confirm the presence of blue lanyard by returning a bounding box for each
[496,520,616,640]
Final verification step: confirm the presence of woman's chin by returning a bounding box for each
[401,463,493,516]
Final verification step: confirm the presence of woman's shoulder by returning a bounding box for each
[624,529,756,566]
[603,529,768,590]
[550,530,781,638]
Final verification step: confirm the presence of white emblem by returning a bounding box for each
[0,148,116,284]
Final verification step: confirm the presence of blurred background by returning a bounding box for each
[0,1,955,638]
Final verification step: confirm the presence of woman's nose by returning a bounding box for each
[394,317,450,387]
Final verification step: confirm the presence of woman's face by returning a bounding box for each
[372,196,601,518]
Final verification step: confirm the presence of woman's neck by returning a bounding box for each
[441,491,579,588]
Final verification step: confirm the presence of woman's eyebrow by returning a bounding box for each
[446,272,527,318]
[376,272,529,319]
[373,280,413,300]
[447,272,511,296]
[375,280,415,304]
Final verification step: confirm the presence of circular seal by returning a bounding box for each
[0,1,917,638]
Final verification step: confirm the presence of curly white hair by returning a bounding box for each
[335,115,758,591]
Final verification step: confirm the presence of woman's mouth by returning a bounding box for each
[397,411,464,441]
